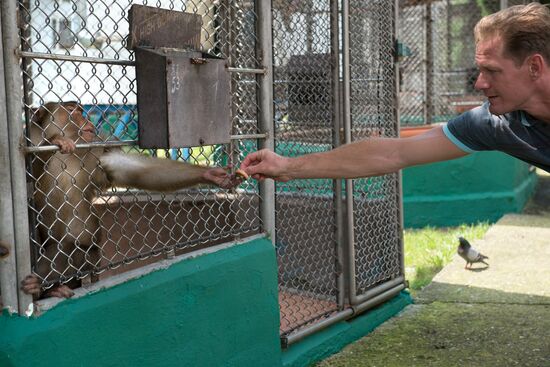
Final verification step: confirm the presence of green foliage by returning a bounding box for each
[404,222,489,293]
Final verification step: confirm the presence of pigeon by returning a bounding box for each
[457,237,489,269]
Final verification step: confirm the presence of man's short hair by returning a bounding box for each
[474,3,550,65]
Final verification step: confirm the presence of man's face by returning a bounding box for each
[474,36,532,115]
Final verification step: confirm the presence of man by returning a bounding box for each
[240,3,550,182]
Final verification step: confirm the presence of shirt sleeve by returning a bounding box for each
[442,102,500,153]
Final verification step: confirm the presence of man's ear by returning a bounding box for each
[528,54,544,79]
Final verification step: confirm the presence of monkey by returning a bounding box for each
[20,101,244,299]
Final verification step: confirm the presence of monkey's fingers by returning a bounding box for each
[44,285,74,299]
[51,136,76,154]
[204,168,243,189]
[20,274,43,296]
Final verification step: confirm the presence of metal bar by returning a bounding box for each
[342,0,358,305]
[0,4,19,313]
[227,67,266,75]
[23,140,138,153]
[395,0,407,292]
[19,51,266,74]
[2,0,33,315]
[18,51,135,66]
[256,0,275,244]
[24,134,268,153]
[331,0,345,308]
[500,0,508,10]
[351,283,406,315]
[283,308,354,347]
[283,283,406,347]
[424,3,433,124]
[230,133,268,140]
[350,276,405,306]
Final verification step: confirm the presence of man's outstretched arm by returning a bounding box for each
[240,126,468,181]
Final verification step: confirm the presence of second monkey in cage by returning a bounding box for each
[21,101,244,300]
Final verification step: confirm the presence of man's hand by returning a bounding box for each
[240,149,293,182]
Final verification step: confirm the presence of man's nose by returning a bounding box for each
[474,72,489,90]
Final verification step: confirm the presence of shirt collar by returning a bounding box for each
[520,111,533,127]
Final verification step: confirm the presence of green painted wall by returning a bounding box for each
[0,238,413,367]
[0,238,282,367]
[402,151,537,228]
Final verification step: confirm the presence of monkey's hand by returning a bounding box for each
[21,274,75,299]
[203,167,245,189]
[21,274,42,297]
[51,134,76,154]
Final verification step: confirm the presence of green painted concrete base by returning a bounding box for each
[403,152,537,228]
[282,291,413,367]
[0,238,281,367]
[0,237,412,367]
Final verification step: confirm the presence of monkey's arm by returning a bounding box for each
[100,150,242,190]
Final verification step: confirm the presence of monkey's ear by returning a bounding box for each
[31,105,50,125]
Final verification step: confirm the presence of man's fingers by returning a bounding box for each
[235,169,249,180]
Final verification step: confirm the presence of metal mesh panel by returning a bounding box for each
[348,1,402,295]
[20,0,261,292]
[272,0,339,336]
[12,0,407,341]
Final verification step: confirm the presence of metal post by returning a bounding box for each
[330,0,345,308]
[256,0,275,243]
[1,0,33,315]
[424,3,433,124]
[500,0,508,10]
[341,0,358,304]
[0,4,19,313]
[395,0,406,288]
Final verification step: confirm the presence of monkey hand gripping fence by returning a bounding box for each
[1,0,405,346]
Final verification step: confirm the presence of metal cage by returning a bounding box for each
[1,0,404,345]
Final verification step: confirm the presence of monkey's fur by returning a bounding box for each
[21,102,241,299]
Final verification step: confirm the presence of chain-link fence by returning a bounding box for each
[272,0,403,344]
[398,0,536,126]
[7,0,262,296]
[2,0,404,345]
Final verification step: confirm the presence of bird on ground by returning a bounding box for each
[457,237,489,269]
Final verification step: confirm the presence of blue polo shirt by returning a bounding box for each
[443,102,550,173]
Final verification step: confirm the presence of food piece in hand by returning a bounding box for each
[235,168,249,180]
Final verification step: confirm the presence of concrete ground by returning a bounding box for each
[317,171,550,367]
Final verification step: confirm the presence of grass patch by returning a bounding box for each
[404,222,490,294]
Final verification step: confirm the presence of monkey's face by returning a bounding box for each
[57,103,96,143]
